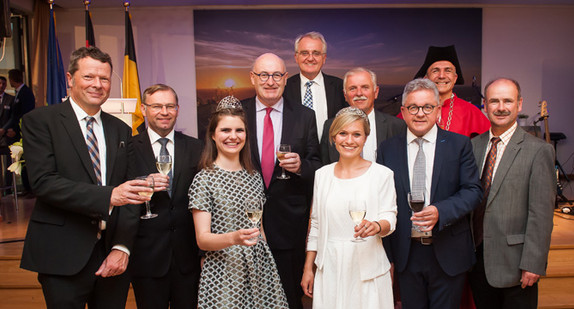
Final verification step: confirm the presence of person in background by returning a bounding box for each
[302,106,397,309]
[189,96,288,308]
[0,76,16,188]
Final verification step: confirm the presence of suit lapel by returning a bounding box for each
[396,134,410,197]
[324,74,336,117]
[487,129,524,206]
[374,111,386,145]
[173,132,187,197]
[289,74,302,103]
[59,100,98,184]
[244,98,262,172]
[430,129,447,201]
[102,112,120,184]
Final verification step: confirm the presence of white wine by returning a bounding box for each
[156,162,172,175]
[349,210,366,225]
[246,209,263,224]
[276,151,287,162]
[139,191,154,198]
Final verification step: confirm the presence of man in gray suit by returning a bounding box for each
[320,67,405,164]
[469,78,555,309]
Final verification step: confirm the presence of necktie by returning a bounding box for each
[473,137,502,247]
[261,107,274,188]
[85,117,102,186]
[412,137,426,196]
[158,137,173,196]
[303,81,314,109]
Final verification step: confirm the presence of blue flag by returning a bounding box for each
[47,7,67,105]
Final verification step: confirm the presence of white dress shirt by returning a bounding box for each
[147,127,176,175]
[300,72,328,138]
[362,110,377,162]
[255,97,284,162]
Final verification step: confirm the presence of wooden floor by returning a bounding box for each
[1,197,573,308]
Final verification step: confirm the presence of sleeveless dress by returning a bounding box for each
[189,165,288,309]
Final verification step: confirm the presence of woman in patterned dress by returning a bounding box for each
[189,97,288,309]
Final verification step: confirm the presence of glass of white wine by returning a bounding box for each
[245,198,263,242]
[156,155,172,191]
[276,144,291,180]
[348,200,367,242]
[137,175,157,219]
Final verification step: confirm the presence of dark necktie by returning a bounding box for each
[158,137,173,196]
[303,81,314,109]
[473,137,502,247]
[261,107,274,188]
[85,116,102,185]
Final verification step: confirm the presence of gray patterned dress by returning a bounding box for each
[189,165,289,309]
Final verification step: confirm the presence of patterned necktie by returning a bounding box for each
[85,116,102,186]
[261,107,275,188]
[473,137,502,247]
[412,137,426,196]
[303,81,314,109]
[158,137,173,196]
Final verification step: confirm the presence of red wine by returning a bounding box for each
[409,200,424,212]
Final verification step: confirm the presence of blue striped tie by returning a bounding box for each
[85,117,102,186]
[303,81,314,109]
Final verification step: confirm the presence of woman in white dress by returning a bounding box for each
[301,107,397,309]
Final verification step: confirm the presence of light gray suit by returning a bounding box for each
[471,127,555,288]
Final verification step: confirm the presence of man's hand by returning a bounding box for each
[279,152,301,174]
[110,179,151,207]
[149,173,169,192]
[411,205,439,232]
[95,249,129,277]
[520,270,540,288]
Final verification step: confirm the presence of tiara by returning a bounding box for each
[336,107,368,120]
[216,95,243,111]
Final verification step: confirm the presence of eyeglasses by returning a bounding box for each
[297,50,324,58]
[144,103,179,112]
[405,104,437,115]
[252,71,286,82]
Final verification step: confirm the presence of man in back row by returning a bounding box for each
[284,31,347,139]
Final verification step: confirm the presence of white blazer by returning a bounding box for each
[307,162,397,281]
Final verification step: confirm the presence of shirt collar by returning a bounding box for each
[488,121,518,145]
[407,124,438,145]
[300,71,324,87]
[256,97,284,113]
[69,97,102,124]
[148,127,175,145]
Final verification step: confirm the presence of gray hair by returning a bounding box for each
[343,67,377,93]
[402,78,440,106]
[294,31,327,54]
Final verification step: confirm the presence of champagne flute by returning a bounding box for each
[156,154,172,191]
[276,144,291,179]
[137,175,157,219]
[348,200,367,242]
[408,192,426,233]
[245,198,263,242]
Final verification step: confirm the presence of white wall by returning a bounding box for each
[483,6,574,196]
[55,6,198,137]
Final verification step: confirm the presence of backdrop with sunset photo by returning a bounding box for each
[194,8,482,137]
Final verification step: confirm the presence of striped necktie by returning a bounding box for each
[85,116,102,185]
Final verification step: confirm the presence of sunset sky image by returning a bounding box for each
[194,7,482,106]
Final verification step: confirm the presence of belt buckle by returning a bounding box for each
[415,237,432,245]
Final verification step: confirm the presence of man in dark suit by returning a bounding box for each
[377,78,482,309]
[321,67,405,164]
[20,46,151,309]
[469,78,555,309]
[129,83,203,309]
[0,76,16,189]
[9,68,36,119]
[283,31,347,140]
[242,53,322,309]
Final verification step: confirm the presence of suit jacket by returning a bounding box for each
[378,128,482,276]
[320,110,406,164]
[0,93,17,151]
[283,73,348,119]
[242,97,322,250]
[14,84,36,120]
[20,99,137,276]
[471,127,555,288]
[129,130,203,277]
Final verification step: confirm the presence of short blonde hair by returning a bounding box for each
[329,107,370,144]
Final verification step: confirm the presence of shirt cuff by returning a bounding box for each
[112,245,130,256]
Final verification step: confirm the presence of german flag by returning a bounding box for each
[85,6,95,47]
[122,7,144,135]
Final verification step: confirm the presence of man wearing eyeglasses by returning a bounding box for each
[242,53,322,309]
[320,67,405,164]
[377,78,482,309]
[283,31,347,140]
[129,84,203,309]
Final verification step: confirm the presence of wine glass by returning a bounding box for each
[156,154,172,191]
[137,175,157,219]
[408,192,425,233]
[245,198,263,242]
[348,200,366,242]
[276,144,291,180]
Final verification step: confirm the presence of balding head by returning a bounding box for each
[250,53,288,107]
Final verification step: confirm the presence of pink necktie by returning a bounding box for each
[261,107,274,187]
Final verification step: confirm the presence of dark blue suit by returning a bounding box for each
[377,127,482,309]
